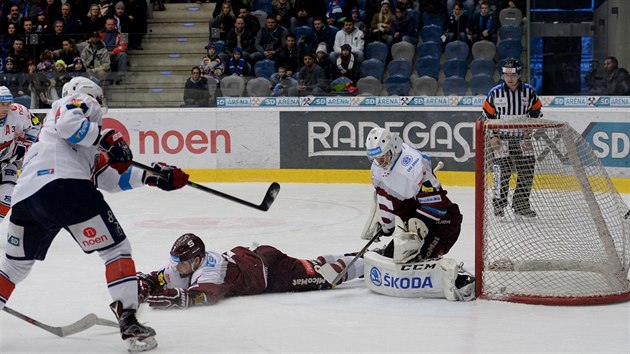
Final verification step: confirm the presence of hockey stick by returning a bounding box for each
[131,161,281,212]
[2,306,119,337]
[326,160,446,287]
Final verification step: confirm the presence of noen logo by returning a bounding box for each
[83,227,97,238]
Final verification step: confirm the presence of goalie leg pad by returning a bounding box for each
[440,258,476,301]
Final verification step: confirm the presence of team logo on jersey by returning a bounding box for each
[36,168,55,176]
[401,155,413,166]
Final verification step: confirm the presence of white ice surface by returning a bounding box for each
[0,183,629,353]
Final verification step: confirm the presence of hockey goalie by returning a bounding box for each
[318,127,475,301]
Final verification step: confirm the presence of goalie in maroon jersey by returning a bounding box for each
[137,233,364,309]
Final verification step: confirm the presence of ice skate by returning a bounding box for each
[110,301,157,353]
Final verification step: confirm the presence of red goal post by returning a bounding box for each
[475,118,630,305]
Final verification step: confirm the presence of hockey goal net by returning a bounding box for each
[475,118,630,305]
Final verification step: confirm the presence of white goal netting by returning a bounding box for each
[476,118,630,304]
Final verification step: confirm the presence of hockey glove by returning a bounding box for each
[143,162,189,191]
[147,288,190,309]
[97,129,132,174]
[13,138,32,161]
[137,272,158,303]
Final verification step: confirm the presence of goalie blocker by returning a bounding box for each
[364,252,475,301]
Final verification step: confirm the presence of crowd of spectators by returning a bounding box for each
[183,0,528,105]
[0,0,148,108]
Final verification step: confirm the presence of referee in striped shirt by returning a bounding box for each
[481,58,542,218]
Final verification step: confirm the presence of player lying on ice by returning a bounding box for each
[136,233,365,308]
[318,126,476,301]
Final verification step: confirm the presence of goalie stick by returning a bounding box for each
[2,306,119,337]
[132,161,281,212]
[326,160,446,287]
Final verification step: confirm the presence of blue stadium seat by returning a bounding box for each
[420,25,442,43]
[391,41,415,62]
[471,40,496,60]
[387,59,413,77]
[442,76,467,95]
[360,59,386,80]
[292,26,314,44]
[499,25,522,41]
[417,41,441,59]
[356,76,382,96]
[497,39,522,60]
[384,75,410,96]
[422,12,445,28]
[471,58,495,76]
[365,41,389,62]
[411,76,438,96]
[252,0,273,15]
[443,58,467,78]
[407,9,421,30]
[254,59,275,80]
[470,74,496,95]
[415,56,440,80]
[445,40,469,61]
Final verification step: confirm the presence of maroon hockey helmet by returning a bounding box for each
[170,233,206,263]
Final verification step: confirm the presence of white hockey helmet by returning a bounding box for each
[0,86,13,103]
[365,127,402,168]
[63,77,108,114]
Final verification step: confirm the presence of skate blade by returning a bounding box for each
[127,336,158,353]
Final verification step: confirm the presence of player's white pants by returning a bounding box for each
[0,162,18,223]
[98,238,139,310]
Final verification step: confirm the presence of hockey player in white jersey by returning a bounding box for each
[0,77,189,352]
[320,126,474,301]
[0,86,40,223]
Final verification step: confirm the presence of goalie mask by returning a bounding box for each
[170,233,206,263]
[365,127,402,169]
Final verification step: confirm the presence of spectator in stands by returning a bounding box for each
[126,0,148,50]
[275,34,302,77]
[80,31,111,83]
[272,0,293,29]
[101,17,128,85]
[8,37,31,73]
[468,0,497,43]
[331,18,364,63]
[252,16,288,64]
[34,53,58,107]
[292,0,326,25]
[59,2,82,42]
[350,7,368,34]
[603,56,630,96]
[55,38,80,68]
[113,2,132,34]
[314,42,333,81]
[270,64,298,94]
[51,59,71,97]
[99,0,116,18]
[311,16,335,54]
[64,0,91,20]
[36,49,55,80]
[225,17,256,65]
[81,4,106,42]
[0,57,31,107]
[226,47,248,76]
[183,66,210,107]
[212,0,231,18]
[68,57,100,86]
[444,1,469,44]
[237,4,260,35]
[7,4,24,29]
[396,0,415,11]
[1,23,18,55]
[210,1,235,41]
[290,4,311,31]
[296,51,325,95]
[22,18,42,61]
[43,0,61,31]
[325,0,346,24]
[333,43,360,83]
[33,8,47,32]
[365,0,383,23]
[200,42,224,81]
[448,0,475,16]
[370,0,393,45]
[392,5,418,45]
[44,20,67,57]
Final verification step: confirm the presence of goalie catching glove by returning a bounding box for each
[97,128,132,174]
[142,162,189,191]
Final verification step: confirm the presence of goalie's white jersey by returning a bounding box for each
[12,94,143,205]
[0,103,40,161]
